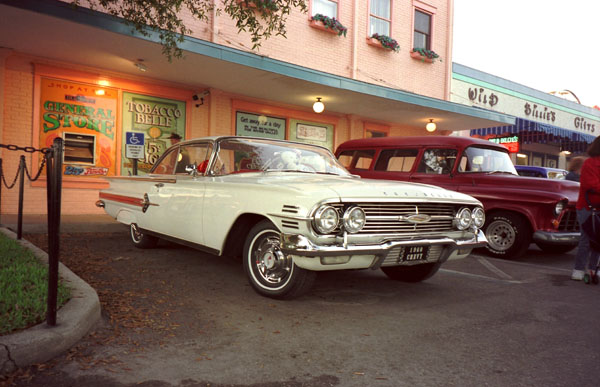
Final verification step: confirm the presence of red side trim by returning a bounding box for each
[99,192,144,207]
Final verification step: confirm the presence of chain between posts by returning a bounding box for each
[0,143,51,187]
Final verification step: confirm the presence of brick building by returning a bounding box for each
[0,0,513,215]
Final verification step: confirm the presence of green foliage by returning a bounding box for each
[0,234,70,335]
[311,13,347,37]
[371,33,400,52]
[412,47,442,62]
[73,0,308,61]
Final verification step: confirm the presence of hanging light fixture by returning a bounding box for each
[134,59,148,72]
[425,119,437,132]
[313,97,325,113]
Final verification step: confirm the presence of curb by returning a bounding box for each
[0,227,101,375]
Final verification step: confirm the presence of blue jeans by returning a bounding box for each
[574,208,600,271]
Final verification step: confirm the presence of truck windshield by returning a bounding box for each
[458,146,518,174]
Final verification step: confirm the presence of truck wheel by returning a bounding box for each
[534,243,576,254]
[381,263,441,282]
[130,223,158,249]
[243,220,316,299]
[483,212,531,259]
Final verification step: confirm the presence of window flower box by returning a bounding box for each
[368,33,399,52]
[410,48,441,63]
[310,14,347,37]
[236,0,279,12]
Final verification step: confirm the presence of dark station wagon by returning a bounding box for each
[336,136,581,259]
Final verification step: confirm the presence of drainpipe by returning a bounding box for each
[351,0,358,79]
[445,0,454,101]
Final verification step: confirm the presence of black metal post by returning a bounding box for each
[132,158,138,176]
[0,158,3,225]
[17,155,25,239]
[47,138,63,326]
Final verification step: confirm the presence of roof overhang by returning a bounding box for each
[0,0,515,131]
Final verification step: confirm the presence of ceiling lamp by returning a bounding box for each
[313,97,325,113]
[425,119,437,132]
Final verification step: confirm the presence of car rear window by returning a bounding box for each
[374,149,418,172]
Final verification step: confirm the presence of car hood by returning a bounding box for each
[238,173,480,204]
[468,173,580,203]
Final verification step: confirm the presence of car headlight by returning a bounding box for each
[554,201,564,215]
[455,207,472,230]
[343,206,366,233]
[471,207,485,228]
[313,205,339,234]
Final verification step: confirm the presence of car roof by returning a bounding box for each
[336,135,507,151]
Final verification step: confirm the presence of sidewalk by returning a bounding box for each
[0,213,122,375]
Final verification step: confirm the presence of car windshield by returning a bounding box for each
[458,146,518,174]
[211,138,352,176]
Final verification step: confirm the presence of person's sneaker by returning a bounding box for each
[571,269,585,281]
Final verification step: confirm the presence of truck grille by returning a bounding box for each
[558,209,579,231]
[332,202,456,235]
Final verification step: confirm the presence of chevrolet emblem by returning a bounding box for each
[399,214,431,224]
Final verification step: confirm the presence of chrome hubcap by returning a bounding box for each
[486,220,515,251]
[254,233,291,285]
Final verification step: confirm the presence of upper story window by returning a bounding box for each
[414,9,432,49]
[312,0,338,18]
[370,0,391,36]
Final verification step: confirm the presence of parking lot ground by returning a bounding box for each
[3,231,599,387]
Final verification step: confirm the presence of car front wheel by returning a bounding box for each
[243,220,316,299]
[483,212,531,259]
[381,263,441,282]
[130,223,158,249]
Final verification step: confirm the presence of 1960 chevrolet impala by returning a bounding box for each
[97,136,487,299]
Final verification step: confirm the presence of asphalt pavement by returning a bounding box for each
[0,214,599,387]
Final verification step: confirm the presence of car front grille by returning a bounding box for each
[559,209,579,231]
[332,202,456,235]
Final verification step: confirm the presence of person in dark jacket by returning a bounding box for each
[571,137,600,280]
[565,156,586,182]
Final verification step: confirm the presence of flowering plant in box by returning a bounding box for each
[311,13,348,37]
[371,33,400,52]
[238,0,279,12]
[411,48,442,62]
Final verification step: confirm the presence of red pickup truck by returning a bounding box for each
[336,136,580,259]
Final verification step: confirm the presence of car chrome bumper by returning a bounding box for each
[532,230,580,245]
[280,230,488,271]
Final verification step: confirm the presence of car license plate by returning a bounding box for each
[402,246,428,261]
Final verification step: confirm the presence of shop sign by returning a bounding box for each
[489,135,519,153]
[235,112,285,139]
[451,78,600,136]
[290,119,334,150]
[121,93,186,175]
[296,124,327,142]
[39,78,118,177]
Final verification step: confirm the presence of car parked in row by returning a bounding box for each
[97,136,487,299]
[515,165,568,180]
[336,136,580,259]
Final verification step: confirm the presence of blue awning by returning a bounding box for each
[470,118,596,152]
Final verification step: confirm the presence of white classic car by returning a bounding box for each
[97,136,487,299]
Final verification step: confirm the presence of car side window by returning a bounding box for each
[175,143,212,174]
[337,150,375,170]
[152,148,179,175]
[374,149,418,172]
[417,148,457,174]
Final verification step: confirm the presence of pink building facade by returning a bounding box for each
[0,0,513,215]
